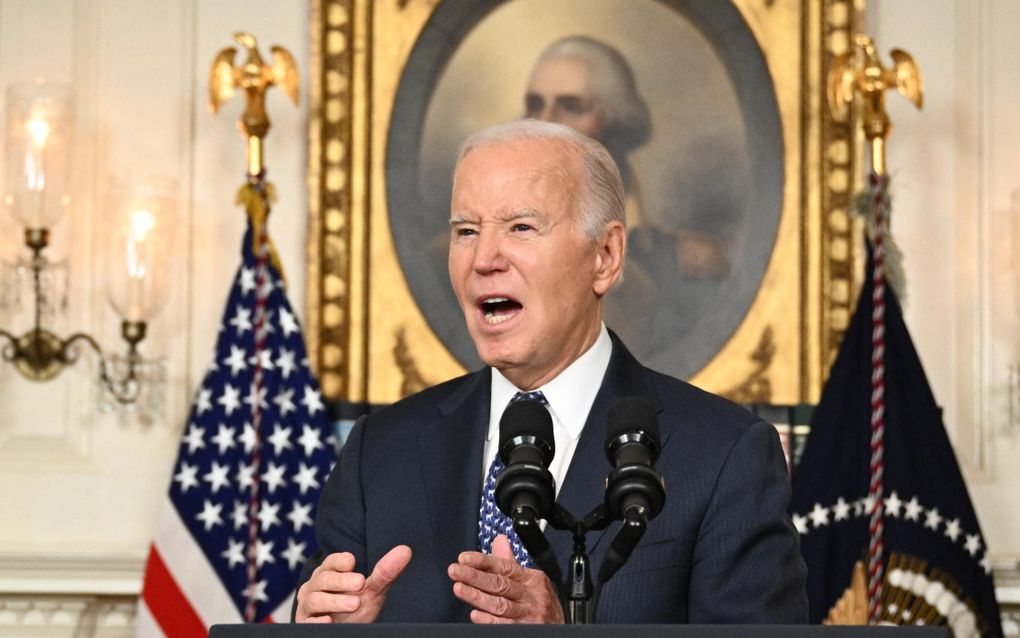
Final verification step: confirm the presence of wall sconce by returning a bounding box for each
[0,80,170,411]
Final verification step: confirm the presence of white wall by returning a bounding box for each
[0,1,308,633]
[868,0,1020,565]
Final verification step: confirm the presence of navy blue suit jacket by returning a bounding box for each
[296,334,807,623]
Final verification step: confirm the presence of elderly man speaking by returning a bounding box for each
[293,120,807,624]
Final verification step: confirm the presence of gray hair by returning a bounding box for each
[531,35,651,156]
[456,119,626,241]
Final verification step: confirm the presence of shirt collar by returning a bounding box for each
[487,323,613,442]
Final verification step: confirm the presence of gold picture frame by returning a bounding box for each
[306,0,863,407]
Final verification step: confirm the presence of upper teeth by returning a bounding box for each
[485,297,508,304]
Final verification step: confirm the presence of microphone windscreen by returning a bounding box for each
[499,398,554,454]
[605,396,660,447]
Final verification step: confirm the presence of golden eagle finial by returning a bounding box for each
[827,34,923,175]
[208,32,299,175]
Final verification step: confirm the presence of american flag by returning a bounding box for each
[136,184,335,635]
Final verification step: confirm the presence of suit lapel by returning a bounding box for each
[418,369,491,565]
[548,332,665,562]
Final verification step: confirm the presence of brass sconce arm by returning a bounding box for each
[0,321,147,404]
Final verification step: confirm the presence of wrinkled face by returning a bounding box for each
[448,139,617,389]
[525,57,606,140]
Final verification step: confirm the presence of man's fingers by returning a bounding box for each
[452,581,524,619]
[311,570,365,594]
[364,545,412,595]
[317,551,357,574]
[448,563,522,600]
[470,610,513,625]
[303,591,361,616]
[457,550,517,578]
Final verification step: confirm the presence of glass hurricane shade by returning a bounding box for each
[3,81,73,230]
[105,180,175,322]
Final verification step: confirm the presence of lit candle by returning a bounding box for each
[125,208,156,321]
[24,111,50,228]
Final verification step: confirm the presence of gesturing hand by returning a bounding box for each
[295,545,412,623]
[448,535,564,624]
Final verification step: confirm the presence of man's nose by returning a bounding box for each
[472,229,508,274]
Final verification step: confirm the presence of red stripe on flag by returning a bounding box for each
[141,545,209,638]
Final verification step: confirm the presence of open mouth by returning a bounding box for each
[479,297,522,325]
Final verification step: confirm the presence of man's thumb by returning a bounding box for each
[366,545,412,594]
[491,534,516,563]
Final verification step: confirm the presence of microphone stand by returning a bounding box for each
[513,502,647,624]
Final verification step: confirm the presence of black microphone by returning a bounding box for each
[597,397,667,589]
[603,396,665,521]
[494,398,556,519]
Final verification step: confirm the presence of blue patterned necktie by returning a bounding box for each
[478,390,548,567]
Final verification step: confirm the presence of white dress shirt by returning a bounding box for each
[482,323,613,496]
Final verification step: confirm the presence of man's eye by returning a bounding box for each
[511,223,534,232]
[557,96,587,115]
[524,94,544,117]
[454,227,477,237]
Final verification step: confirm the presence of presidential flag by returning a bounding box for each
[789,175,1003,637]
[136,182,335,635]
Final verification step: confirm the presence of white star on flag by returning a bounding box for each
[224,345,248,376]
[231,500,247,530]
[196,388,213,415]
[884,491,903,518]
[298,425,324,457]
[230,307,253,334]
[219,384,242,415]
[212,424,237,455]
[239,422,257,453]
[183,424,206,454]
[237,461,256,491]
[196,500,224,531]
[276,349,296,380]
[262,462,288,494]
[833,497,851,521]
[301,385,324,416]
[203,461,232,494]
[268,425,294,455]
[274,389,297,417]
[809,503,830,528]
[255,539,276,567]
[944,518,962,542]
[278,307,299,336]
[964,533,982,557]
[792,513,809,534]
[924,507,943,531]
[293,463,320,495]
[222,538,246,568]
[174,462,200,493]
[282,539,308,570]
[239,267,256,294]
[257,500,281,532]
[243,579,269,603]
[287,500,314,532]
[244,383,269,411]
[253,348,275,371]
[904,496,923,521]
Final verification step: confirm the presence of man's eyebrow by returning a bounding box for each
[448,215,475,226]
[500,208,541,222]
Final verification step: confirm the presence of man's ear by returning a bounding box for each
[592,221,626,296]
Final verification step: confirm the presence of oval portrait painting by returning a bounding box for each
[386,0,783,381]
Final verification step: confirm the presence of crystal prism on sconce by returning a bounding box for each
[0,80,170,411]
